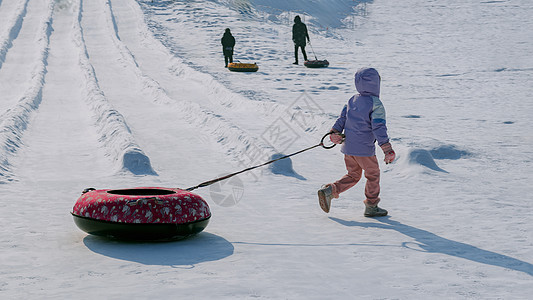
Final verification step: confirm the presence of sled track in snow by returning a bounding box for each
[138,0,335,137]
[0,0,156,182]
[102,0,281,164]
[0,0,29,70]
[73,0,155,175]
[0,0,332,183]
[0,0,53,183]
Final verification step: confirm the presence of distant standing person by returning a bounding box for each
[292,15,309,65]
[221,28,235,67]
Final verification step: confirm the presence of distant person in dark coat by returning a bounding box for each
[221,28,235,67]
[292,15,310,65]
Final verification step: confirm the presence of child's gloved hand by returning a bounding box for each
[380,142,396,164]
[329,131,344,144]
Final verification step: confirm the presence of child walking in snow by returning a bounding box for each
[318,67,396,217]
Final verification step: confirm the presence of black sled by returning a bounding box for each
[304,60,329,68]
[304,41,329,68]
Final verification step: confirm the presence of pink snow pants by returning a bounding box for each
[330,155,381,206]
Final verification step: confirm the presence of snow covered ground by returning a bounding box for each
[0,0,532,298]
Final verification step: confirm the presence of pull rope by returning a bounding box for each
[308,40,318,60]
[184,132,339,192]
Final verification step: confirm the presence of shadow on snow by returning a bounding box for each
[330,216,533,277]
[83,232,234,267]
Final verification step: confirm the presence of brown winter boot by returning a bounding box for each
[364,204,388,217]
[317,184,333,213]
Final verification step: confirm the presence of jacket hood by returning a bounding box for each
[354,68,380,96]
[294,15,302,23]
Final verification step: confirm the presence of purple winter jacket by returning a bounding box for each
[332,68,390,157]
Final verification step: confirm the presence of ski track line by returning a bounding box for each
[0,0,54,183]
[72,0,155,176]
[0,0,29,70]
[108,0,280,165]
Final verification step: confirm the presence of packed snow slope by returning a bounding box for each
[0,0,532,298]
